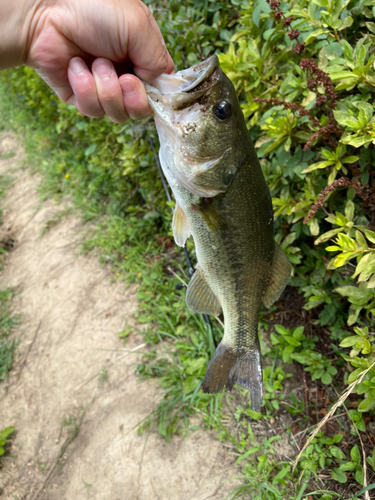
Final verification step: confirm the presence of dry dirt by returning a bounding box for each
[0,132,238,500]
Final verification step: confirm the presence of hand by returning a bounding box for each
[2,0,174,122]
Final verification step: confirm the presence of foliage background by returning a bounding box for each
[1,0,375,498]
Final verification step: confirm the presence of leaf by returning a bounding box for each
[304,29,327,44]
[321,372,332,384]
[333,251,358,267]
[341,155,359,164]
[184,376,200,394]
[330,446,346,460]
[364,229,375,244]
[335,285,365,299]
[358,397,375,412]
[84,144,97,157]
[333,110,354,127]
[340,335,361,348]
[367,274,375,288]
[0,426,14,440]
[352,253,374,279]
[331,468,347,483]
[310,218,319,236]
[341,135,374,147]
[350,444,361,464]
[185,357,206,375]
[315,228,342,245]
[302,160,335,173]
[345,200,355,221]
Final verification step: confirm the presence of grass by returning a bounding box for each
[1,78,375,500]
[0,287,20,382]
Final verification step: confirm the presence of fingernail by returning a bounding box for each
[95,62,112,78]
[70,58,84,75]
[120,79,137,96]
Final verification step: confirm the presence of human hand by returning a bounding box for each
[2,0,174,122]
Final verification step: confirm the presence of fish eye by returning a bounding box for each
[214,101,231,121]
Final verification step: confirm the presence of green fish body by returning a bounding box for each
[146,56,291,411]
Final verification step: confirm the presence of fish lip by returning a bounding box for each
[145,55,219,121]
[145,55,219,96]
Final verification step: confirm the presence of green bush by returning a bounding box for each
[2,0,375,495]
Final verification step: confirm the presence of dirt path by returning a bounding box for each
[0,132,237,500]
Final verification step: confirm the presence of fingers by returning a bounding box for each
[119,74,151,120]
[67,57,151,122]
[92,58,129,123]
[67,57,104,118]
[128,3,174,83]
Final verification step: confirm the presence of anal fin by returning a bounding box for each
[172,203,191,247]
[186,265,221,316]
[262,243,292,308]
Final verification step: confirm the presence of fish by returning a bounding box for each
[145,55,292,411]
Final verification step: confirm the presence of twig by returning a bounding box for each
[73,343,145,392]
[293,412,346,438]
[167,266,188,287]
[333,387,370,500]
[28,404,91,500]
[293,360,375,471]
[16,320,42,382]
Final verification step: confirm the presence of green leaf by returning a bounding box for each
[340,336,360,348]
[341,156,359,164]
[84,144,97,157]
[184,376,200,394]
[331,468,347,483]
[330,446,346,460]
[304,29,327,44]
[345,200,355,221]
[321,372,332,384]
[315,228,342,245]
[367,274,375,289]
[350,445,361,464]
[364,230,375,244]
[0,426,14,440]
[185,357,206,375]
[341,135,374,147]
[302,160,335,173]
[358,397,375,412]
[334,251,358,267]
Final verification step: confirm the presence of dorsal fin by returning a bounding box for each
[262,243,292,308]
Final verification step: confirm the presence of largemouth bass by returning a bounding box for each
[146,56,291,411]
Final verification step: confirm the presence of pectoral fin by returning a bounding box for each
[172,203,191,247]
[186,266,221,316]
[262,243,292,308]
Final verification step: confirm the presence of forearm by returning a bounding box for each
[0,0,43,69]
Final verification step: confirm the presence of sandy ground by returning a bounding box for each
[0,132,238,500]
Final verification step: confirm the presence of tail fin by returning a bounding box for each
[202,342,263,412]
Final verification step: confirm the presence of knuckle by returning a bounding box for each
[99,87,119,104]
[152,51,169,74]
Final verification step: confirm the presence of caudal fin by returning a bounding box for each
[202,342,263,412]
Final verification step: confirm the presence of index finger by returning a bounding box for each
[127,3,174,83]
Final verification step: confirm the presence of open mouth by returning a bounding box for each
[145,55,220,120]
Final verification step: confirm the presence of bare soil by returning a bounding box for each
[0,132,237,500]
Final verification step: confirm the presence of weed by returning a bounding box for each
[0,426,15,466]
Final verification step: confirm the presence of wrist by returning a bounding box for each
[0,0,45,69]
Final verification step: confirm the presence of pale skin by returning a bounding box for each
[0,0,174,123]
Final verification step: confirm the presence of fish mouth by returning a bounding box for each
[145,55,220,120]
[145,55,224,198]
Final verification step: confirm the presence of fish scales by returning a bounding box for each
[146,55,291,411]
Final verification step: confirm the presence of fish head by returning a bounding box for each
[146,56,248,197]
